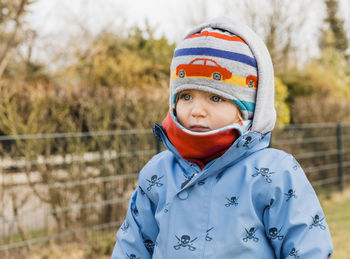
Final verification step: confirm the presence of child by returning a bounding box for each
[111,17,333,258]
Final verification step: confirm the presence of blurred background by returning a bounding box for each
[0,0,350,258]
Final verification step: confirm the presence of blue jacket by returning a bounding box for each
[111,124,333,259]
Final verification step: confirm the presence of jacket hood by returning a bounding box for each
[174,16,276,134]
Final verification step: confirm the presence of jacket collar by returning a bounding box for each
[162,111,245,169]
[153,123,271,189]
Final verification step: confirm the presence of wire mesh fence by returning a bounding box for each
[0,129,156,257]
[271,122,350,192]
[0,123,350,257]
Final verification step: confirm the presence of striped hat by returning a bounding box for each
[170,27,258,120]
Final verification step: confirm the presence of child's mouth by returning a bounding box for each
[190,125,210,132]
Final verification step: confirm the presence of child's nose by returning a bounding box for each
[191,99,207,117]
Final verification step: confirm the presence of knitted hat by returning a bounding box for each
[170,27,258,121]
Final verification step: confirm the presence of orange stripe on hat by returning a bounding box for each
[186,30,247,44]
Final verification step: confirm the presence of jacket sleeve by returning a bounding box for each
[111,184,159,259]
[263,154,333,259]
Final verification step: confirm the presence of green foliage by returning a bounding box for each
[67,26,175,88]
[279,70,316,105]
[0,80,168,135]
[308,48,350,99]
[288,48,350,123]
[274,77,290,126]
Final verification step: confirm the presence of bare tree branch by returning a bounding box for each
[224,0,321,70]
[0,0,32,78]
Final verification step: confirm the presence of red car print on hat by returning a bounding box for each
[176,58,232,81]
[246,75,258,89]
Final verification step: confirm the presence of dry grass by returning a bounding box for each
[26,242,111,259]
[321,188,350,259]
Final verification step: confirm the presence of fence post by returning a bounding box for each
[336,123,344,192]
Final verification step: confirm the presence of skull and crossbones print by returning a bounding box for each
[131,205,139,216]
[174,235,198,251]
[243,136,253,147]
[146,174,164,191]
[181,173,194,188]
[144,239,155,254]
[309,214,326,230]
[284,189,297,202]
[268,227,284,241]
[205,227,214,241]
[126,253,140,259]
[120,221,129,233]
[225,196,239,207]
[243,227,259,242]
[289,248,300,258]
[292,157,301,170]
[237,136,253,148]
[252,167,275,183]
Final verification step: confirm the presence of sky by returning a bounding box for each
[25,0,350,64]
[27,0,227,43]
[25,0,233,63]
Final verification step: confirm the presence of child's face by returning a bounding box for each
[176,89,241,132]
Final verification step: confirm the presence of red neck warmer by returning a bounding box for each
[162,111,240,169]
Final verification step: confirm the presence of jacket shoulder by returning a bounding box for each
[138,150,175,180]
[262,147,289,157]
[265,148,300,170]
[250,147,304,181]
[251,147,291,164]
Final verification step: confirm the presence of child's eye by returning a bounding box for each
[180,93,192,101]
[210,95,223,102]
